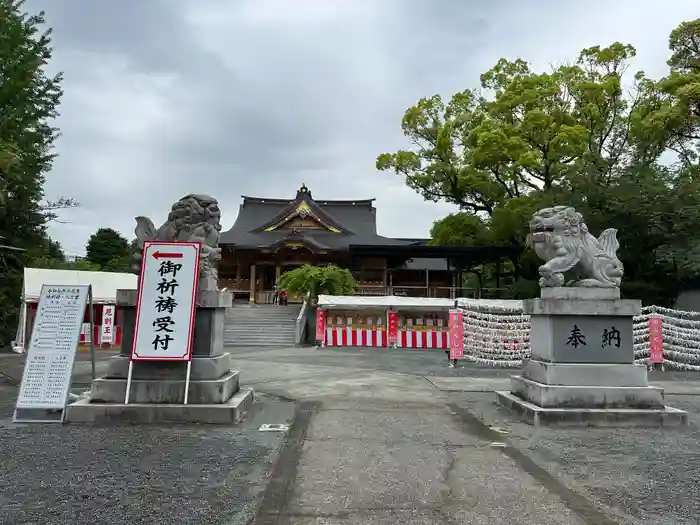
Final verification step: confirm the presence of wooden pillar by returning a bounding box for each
[451,272,457,299]
[275,264,281,283]
[425,268,429,297]
[235,264,241,282]
[249,264,256,303]
[382,267,388,294]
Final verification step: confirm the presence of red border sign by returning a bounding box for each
[387,311,399,346]
[649,316,663,364]
[315,309,327,344]
[131,241,201,362]
[449,309,464,359]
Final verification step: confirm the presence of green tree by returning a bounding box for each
[0,0,64,345]
[379,24,700,305]
[428,212,490,246]
[28,237,67,269]
[277,264,356,300]
[103,255,131,272]
[85,228,129,269]
[632,19,700,167]
[66,258,101,271]
[377,43,644,215]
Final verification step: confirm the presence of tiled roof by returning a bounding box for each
[219,185,418,250]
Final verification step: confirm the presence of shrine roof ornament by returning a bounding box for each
[253,184,351,234]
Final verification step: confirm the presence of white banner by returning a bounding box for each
[80,322,91,343]
[100,305,116,344]
[131,241,200,361]
[16,285,89,410]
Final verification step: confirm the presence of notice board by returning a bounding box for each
[14,285,89,422]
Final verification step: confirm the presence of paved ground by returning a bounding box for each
[1,346,699,524]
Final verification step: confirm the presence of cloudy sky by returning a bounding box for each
[26,0,699,256]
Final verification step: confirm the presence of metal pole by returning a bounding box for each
[88,286,96,381]
[183,361,192,404]
[124,361,133,404]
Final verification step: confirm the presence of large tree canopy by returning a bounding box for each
[85,228,130,271]
[0,0,63,345]
[378,20,700,305]
[377,43,642,214]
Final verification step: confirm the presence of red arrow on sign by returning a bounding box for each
[152,251,184,260]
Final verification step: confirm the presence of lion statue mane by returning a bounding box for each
[527,205,624,288]
[132,194,222,292]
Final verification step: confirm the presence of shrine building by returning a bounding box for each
[218,184,518,302]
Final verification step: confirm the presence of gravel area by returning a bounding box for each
[459,391,700,525]
[0,386,296,525]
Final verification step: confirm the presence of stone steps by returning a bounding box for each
[224,304,301,346]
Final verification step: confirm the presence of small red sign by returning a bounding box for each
[449,309,464,359]
[649,316,663,364]
[315,309,327,344]
[387,311,399,345]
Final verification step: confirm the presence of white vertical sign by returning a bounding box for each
[100,305,116,344]
[131,241,200,361]
[15,285,89,410]
[80,322,91,344]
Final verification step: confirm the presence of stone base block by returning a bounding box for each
[540,287,621,300]
[524,297,641,316]
[105,353,232,381]
[65,387,255,424]
[511,375,664,409]
[522,360,649,387]
[497,391,688,427]
[91,370,240,404]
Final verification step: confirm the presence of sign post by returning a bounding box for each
[449,309,464,360]
[100,304,116,345]
[315,308,327,347]
[648,316,664,370]
[387,311,398,349]
[127,241,201,405]
[88,286,96,381]
[13,285,91,423]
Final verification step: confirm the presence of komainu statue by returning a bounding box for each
[132,194,222,292]
[528,206,624,288]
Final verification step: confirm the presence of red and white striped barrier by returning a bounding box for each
[325,328,387,347]
[396,330,449,349]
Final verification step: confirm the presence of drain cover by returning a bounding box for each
[258,424,290,432]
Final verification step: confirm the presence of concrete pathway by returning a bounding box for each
[229,347,700,524]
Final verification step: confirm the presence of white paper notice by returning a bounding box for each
[16,285,89,410]
[131,241,200,361]
[100,305,116,344]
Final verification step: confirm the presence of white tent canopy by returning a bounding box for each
[457,298,524,311]
[22,268,138,304]
[317,295,456,311]
[317,294,524,312]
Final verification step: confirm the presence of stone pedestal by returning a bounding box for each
[496,287,688,426]
[65,289,254,424]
